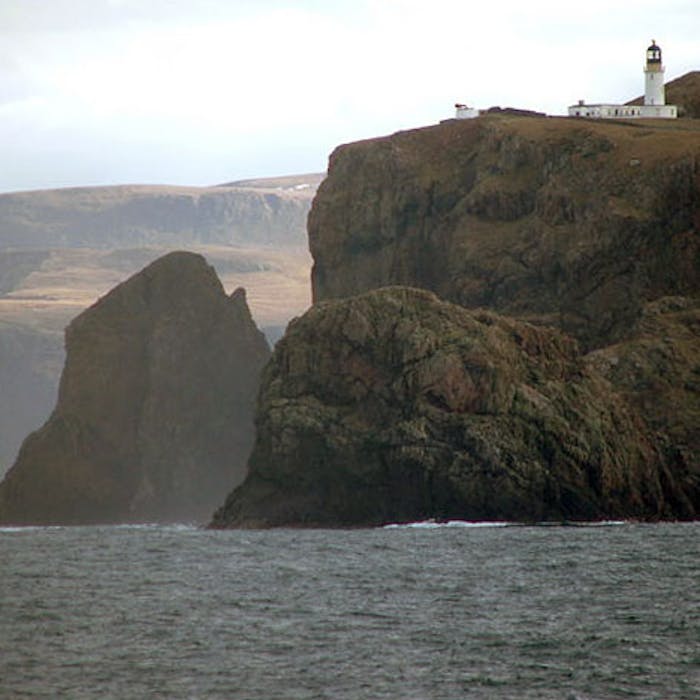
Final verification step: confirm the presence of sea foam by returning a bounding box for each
[383,520,510,530]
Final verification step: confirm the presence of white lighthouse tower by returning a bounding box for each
[644,40,665,106]
[568,40,677,119]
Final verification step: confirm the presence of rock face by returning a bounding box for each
[211,288,691,528]
[587,296,700,514]
[309,115,700,350]
[0,252,270,524]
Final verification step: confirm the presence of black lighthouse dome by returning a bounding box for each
[646,40,662,64]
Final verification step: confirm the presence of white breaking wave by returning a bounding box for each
[0,523,201,533]
[0,525,65,533]
[383,519,630,530]
[383,520,510,530]
[109,523,199,531]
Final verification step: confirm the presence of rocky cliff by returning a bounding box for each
[0,252,270,524]
[309,115,700,350]
[212,114,699,527]
[587,295,700,511]
[211,287,693,528]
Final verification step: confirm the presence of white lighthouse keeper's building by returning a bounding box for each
[454,103,479,119]
[568,41,677,119]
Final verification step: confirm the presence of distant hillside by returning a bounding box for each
[0,173,323,328]
[627,70,700,118]
[0,174,324,250]
[0,244,312,329]
[217,173,326,191]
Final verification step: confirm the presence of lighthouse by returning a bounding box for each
[644,40,665,106]
[568,40,677,119]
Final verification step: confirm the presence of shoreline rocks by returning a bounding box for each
[211,287,690,528]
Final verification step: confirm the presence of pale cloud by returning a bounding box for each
[0,0,697,191]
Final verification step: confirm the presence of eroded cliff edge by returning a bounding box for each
[309,115,700,350]
[0,251,270,524]
[213,115,699,527]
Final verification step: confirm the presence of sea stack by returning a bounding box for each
[0,252,270,524]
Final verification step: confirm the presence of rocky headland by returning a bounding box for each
[0,252,270,524]
[212,287,686,527]
[214,112,699,527]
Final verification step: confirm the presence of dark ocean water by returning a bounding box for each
[0,521,698,700]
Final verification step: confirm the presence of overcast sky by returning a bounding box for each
[1,0,697,193]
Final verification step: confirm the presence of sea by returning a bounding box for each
[0,521,698,700]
